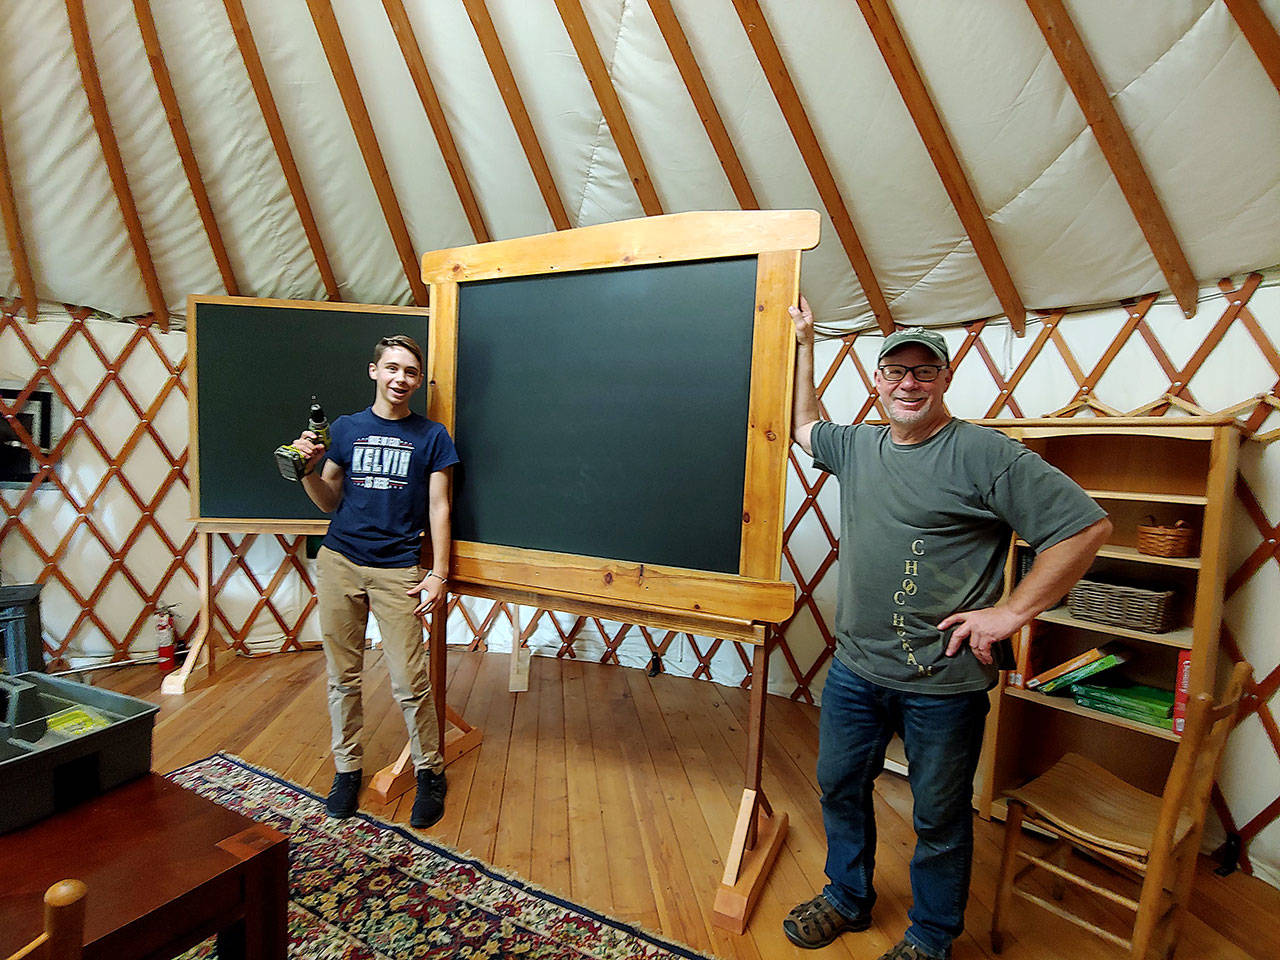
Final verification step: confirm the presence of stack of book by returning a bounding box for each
[1071,681,1175,730]
[1026,643,1130,694]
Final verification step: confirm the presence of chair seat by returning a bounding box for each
[1007,753,1188,859]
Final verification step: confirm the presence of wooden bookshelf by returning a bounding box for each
[975,417,1242,811]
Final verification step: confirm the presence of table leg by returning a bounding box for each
[240,840,289,960]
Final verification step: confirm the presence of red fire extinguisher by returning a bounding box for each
[155,603,179,673]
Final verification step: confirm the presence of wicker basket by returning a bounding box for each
[1067,578,1179,633]
[1136,517,1197,558]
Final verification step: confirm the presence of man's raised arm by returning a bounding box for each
[789,294,822,456]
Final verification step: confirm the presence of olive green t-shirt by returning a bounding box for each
[810,418,1106,694]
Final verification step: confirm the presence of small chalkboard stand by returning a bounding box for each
[160,530,227,695]
[172,295,433,695]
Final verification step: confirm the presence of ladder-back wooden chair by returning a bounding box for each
[4,880,86,960]
[990,661,1249,959]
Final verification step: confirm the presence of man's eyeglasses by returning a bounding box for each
[877,363,946,383]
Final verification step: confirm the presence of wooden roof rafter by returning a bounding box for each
[855,0,1026,335]
[220,0,341,301]
[1025,0,1199,318]
[304,0,428,306]
[460,0,571,231]
[0,107,38,320]
[729,0,895,334]
[646,0,759,210]
[65,0,170,331]
[131,0,239,297]
[554,0,665,216]
[381,0,491,244]
[1223,0,1280,96]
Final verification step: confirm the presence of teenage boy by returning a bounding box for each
[291,334,458,829]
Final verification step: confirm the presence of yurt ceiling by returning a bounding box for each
[2,0,1278,335]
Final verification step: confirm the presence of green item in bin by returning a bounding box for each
[45,705,112,737]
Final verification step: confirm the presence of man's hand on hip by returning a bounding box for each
[938,606,1024,665]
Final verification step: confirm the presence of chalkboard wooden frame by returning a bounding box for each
[422,210,819,627]
[186,295,431,533]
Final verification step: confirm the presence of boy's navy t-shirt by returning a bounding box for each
[321,407,460,568]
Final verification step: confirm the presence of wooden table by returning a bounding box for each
[0,774,288,960]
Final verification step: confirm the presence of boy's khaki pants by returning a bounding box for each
[316,546,443,775]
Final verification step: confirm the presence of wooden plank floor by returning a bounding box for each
[98,649,1279,960]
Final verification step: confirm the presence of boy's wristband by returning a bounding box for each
[426,571,447,583]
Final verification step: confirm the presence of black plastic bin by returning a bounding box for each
[0,672,159,833]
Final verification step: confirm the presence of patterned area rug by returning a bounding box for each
[169,754,713,960]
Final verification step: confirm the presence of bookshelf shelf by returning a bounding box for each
[1096,543,1200,569]
[1004,686,1180,742]
[977,418,1241,813]
[1034,607,1194,649]
[1018,539,1201,570]
[1084,489,1208,505]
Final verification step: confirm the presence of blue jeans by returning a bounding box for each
[818,658,989,958]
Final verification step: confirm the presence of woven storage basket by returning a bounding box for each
[1136,517,1197,558]
[1067,578,1179,633]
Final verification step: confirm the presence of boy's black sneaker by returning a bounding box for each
[325,769,362,819]
[410,769,447,829]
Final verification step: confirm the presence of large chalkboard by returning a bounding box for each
[189,297,430,526]
[422,210,820,624]
[452,258,756,574]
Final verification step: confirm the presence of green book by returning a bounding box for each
[1073,694,1174,730]
[1038,649,1130,694]
[1072,682,1174,718]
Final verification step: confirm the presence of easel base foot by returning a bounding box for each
[160,629,225,695]
[368,719,484,803]
[711,808,788,934]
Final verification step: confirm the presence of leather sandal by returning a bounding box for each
[783,893,871,949]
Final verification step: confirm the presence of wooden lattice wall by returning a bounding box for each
[1,272,1278,881]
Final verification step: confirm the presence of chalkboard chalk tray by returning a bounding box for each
[187,296,430,532]
[422,210,819,625]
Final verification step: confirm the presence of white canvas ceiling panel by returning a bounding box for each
[885,237,1002,327]
[1063,0,1213,91]
[149,0,325,302]
[768,2,988,319]
[890,1,1088,213]
[890,0,1119,319]
[1115,3,1280,281]
[486,0,643,227]
[0,3,146,316]
[667,0,865,325]
[82,1,223,316]
[399,0,558,240]
[594,0,740,216]
[241,0,408,305]
[992,129,1165,311]
[555,0,655,224]
[332,1,475,255]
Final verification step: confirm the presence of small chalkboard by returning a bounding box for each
[188,297,429,528]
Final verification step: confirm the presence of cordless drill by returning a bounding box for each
[274,396,329,481]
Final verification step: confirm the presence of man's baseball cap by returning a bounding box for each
[878,327,950,365]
